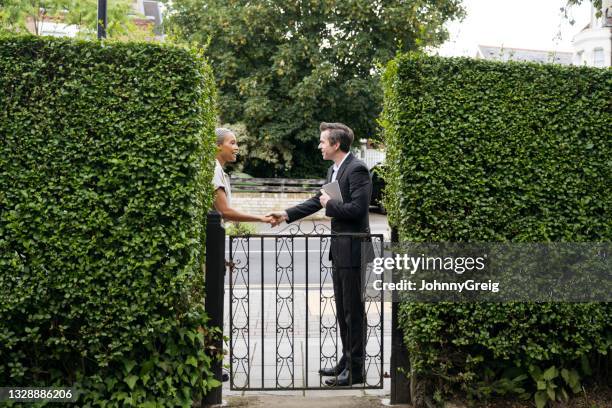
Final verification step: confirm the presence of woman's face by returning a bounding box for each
[218,133,239,163]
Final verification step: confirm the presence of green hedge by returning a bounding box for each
[0,35,219,406]
[382,54,611,405]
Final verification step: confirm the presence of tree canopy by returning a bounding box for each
[166,0,465,177]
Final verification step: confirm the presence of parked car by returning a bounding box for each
[369,163,386,214]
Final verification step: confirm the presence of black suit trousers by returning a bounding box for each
[331,259,365,371]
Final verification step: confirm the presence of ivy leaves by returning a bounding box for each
[0,35,219,405]
[384,53,611,404]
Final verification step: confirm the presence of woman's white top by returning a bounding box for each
[212,159,232,207]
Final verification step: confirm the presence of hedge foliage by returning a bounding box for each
[0,35,219,406]
[382,54,611,403]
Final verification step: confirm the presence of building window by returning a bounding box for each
[593,48,605,67]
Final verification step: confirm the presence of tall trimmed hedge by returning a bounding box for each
[382,54,611,404]
[0,36,219,406]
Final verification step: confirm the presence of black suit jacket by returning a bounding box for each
[286,153,374,268]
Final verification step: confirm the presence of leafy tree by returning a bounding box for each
[566,0,603,12]
[165,0,465,177]
[0,0,149,39]
[562,0,606,23]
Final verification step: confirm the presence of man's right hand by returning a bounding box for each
[266,211,288,227]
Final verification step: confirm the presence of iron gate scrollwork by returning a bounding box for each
[228,221,385,390]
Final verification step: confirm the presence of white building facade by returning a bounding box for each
[572,0,612,67]
[476,45,573,65]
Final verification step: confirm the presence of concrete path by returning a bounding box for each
[224,394,407,407]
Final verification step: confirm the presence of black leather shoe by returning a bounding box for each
[318,365,344,376]
[319,366,344,377]
[324,368,365,386]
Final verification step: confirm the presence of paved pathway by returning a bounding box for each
[224,393,409,407]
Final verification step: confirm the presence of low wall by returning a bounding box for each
[232,192,326,220]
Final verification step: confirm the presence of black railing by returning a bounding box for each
[203,212,225,406]
[228,224,385,390]
[389,227,411,404]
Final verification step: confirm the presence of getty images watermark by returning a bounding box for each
[371,252,499,293]
[360,242,611,302]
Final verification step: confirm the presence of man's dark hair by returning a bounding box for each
[320,122,354,153]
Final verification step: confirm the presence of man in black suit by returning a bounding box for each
[268,122,373,386]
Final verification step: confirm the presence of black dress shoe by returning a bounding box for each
[319,365,344,376]
[324,368,365,386]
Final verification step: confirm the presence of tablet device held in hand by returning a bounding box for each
[322,181,343,203]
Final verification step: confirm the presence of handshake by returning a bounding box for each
[261,211,288,227]
[258,190,331,227]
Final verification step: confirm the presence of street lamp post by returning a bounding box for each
[97,0,107,39]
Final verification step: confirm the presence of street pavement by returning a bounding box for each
[252,212,390,237]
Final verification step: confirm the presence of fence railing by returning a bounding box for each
[230,177,326,194]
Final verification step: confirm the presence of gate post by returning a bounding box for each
[390,227,411,404]
[203,211,225,407]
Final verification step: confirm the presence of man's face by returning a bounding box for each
[318,130,339,161]
[218,133,239,162]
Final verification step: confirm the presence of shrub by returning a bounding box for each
[382,53,611,405]
[0,35,219,406]
[225,222,257,236]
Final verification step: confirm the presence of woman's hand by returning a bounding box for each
[259,215,274,224]
[266,212,287,227]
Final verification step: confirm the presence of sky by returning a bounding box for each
[433,0,594,57]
